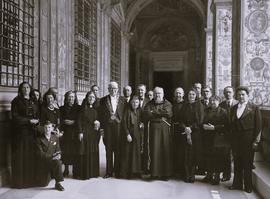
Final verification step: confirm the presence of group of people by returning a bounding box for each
[10,81,261,194]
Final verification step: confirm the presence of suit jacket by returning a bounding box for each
[35,134,61,162]
[219,99,238,124]
[98,95,126,129]
[230,102,262,147]
[140,98,150,109]
[35,134,61,186]
[201,99,211,109]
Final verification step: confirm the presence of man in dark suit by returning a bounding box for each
[229,86,262,193]
[172,87,185,178]
[99,81,126,178]
[194,82,203,101]
[35,121,64,191]
[136,84,150,173]
[137,84,149,108]
[123,85,132,103]
[219,86,238,182]
[201,86,212,108]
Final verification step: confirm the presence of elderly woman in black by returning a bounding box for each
[77,91,101,179]
[11,82,39,188]
[202,95,228,185]
[180,88,204,183]
[60,91,80,177]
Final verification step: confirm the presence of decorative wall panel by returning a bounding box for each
[241,0,270,107]
[214,3,232,96]
[206,30,213,86]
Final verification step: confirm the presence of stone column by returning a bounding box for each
[205,28,213,88]
[39,0,74,105]
[97,2,111,96]
[213,0,232,96]
[205,0,214,89]
[135,50,142,87]
[120,31,130,88]
[240,0,270,107]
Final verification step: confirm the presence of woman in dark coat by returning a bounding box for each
[60,91,80,177]
[77,91,100,179]
[11,82,39,188]
[40,91,62,137]
[202,95,228,185]
[180,88,204,183]
[120,96,144,178]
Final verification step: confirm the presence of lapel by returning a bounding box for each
[232,99,238,106]
[240,102,252,119]
[105,95,112,112]
[40,136,50,151]
[231,104,238,122]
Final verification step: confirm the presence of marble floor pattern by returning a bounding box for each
[0,144,262,199]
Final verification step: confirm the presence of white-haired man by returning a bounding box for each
[123,85,132,103]
[99,81,126,178]
[144,87,173,180]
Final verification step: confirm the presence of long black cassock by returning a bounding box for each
[172,100,185,176]
[144,99,173,177]
[120,106,143,178]
[77,104,100,179]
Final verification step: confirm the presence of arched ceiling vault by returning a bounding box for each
[124,0,206,33]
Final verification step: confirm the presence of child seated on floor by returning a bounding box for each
[35,120,65,191]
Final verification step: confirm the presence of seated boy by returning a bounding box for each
[35,120,65,191]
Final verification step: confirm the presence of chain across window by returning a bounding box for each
[0,0,34,87]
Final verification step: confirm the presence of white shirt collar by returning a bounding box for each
[238,101,248,107]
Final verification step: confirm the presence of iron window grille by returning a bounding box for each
[110,19,121,87]
[74,0,97,92]
[0,0,34,87]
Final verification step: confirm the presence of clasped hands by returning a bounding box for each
[184,127,192,145]
[203,123,215,131]
[30,119,39,124]
[52,152,61,160]
[64,119,75,125]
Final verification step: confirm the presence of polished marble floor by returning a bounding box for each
[0,144,262,199]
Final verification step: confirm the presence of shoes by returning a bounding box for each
[103,174,112,179]
[211,180,220,185]
[202,176,212,183]
[63,170,69,177]
[159,177,168,181]
[221,177,230,182]
[55,182,65,191]
[184,176,195,183]
[244,188,253,193]
[229,186,243,190]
